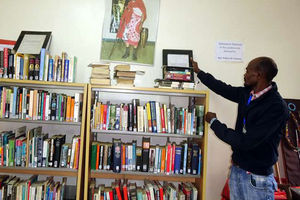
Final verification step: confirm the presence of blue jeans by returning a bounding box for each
[229,165,277,200]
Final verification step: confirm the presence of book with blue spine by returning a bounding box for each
[64,59,69,82]
[198,148,202,175]
[132,140,136,170]
[12,87,18,118]
[174,146,182,174]
[157,147,162,173]
[149,101,157,133]
[19,57,24,80]
[183,142,188,174]
[113,138,122,173]
[48,58,54,81]
[39,48,46,80]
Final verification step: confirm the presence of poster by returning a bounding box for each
[100,0,160,65]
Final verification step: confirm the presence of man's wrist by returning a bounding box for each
[210,118,217,125]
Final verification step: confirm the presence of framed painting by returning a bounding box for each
[100,0,160,65]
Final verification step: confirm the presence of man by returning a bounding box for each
[192,57,289,200]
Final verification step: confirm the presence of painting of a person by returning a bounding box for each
[117,0,147,60]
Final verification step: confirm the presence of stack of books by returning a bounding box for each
[89,63,111,85]
[114,65,136,87]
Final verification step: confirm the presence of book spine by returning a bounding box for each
[155,102,161,133]
[142,137,150,172]
[0,51,4,78]
[113,139,121,173]
[3,48,8,78]
[34,57,40,80]
[8,53,14,79]
[64,59,69,82]
[44,52,49,81]
[48,59,53,81]
[39,48,46,80]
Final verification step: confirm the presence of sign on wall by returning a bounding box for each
[216,41,243,62]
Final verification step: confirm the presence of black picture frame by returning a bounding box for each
[13,31,52,54]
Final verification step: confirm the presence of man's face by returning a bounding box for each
[244,63,259,87]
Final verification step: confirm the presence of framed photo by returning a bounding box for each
[13,31,52,54]
[100,0,160,65]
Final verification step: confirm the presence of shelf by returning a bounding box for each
[91,86,207,98]
[91,129,203,139]
[0,118,81,126]
[0,78,85,90]
[91,170,199,183]
[0,166,78,177]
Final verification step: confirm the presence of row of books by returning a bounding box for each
[0,48,76,82]
[92,97,205,136]
[154,79,195,90]
[0,86,83,122]
[89,179,198,200]
[91,138,201,175]
[0,126,81,169]
[0,175,68,200]
[163,66,193,82]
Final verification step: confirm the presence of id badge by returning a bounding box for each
[242,124,247,134]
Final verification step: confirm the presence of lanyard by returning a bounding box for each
[243,95,253,125]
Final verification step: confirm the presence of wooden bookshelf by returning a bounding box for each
[0,80,88,200]
[84,85,209,200]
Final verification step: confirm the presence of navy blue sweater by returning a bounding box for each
[197,71,289,175]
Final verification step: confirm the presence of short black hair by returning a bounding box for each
[255,57,278,82]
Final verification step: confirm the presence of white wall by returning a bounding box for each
[1,0,300,199]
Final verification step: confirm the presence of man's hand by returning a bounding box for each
[205,112,217,123]
[190,57,200,74]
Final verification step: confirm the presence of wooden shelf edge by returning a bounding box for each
[0,118,81,126]
[91,85,209,96]
[90,171,198,183]
[0,167,78,177]
[91,129,204,139]
[0,78,86,88]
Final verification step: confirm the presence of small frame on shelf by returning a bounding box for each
[13,31,52,55]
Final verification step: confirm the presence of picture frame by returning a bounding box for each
[100,0,160,65]
[162,49,193,68]
[162,49,194,82]
[13,31,52,55]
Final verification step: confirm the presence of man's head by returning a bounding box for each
[244,57,278,87]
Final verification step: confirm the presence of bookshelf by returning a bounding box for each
[0,78,87,200]
[84,85,209,200]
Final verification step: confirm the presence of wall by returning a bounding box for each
[1,0,300,199]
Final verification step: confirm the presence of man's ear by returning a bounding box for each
[256,69,264,80]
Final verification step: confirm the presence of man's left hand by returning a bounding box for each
[205,112,217,123]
